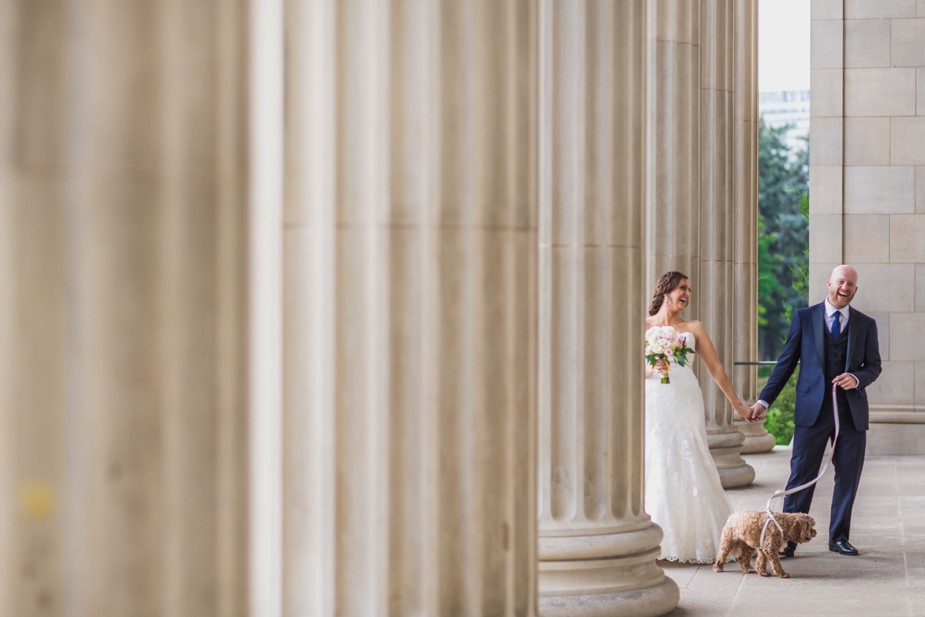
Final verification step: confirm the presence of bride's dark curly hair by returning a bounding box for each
[649,271,689,316]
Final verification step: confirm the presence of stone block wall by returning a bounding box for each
[810,0,925,453]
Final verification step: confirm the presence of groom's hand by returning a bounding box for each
[749,402,767,422]
[833,373,860,390]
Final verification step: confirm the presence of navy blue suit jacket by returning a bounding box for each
[759,302,881,431]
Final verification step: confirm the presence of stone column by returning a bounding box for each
[0,6,68,614]
[285,1,537,615]
[646,0,702,288]
[537,2,678,616]
[648,0,754,486]
[0,2,251,615]
[731,0,774,454]
[697,0,755,487]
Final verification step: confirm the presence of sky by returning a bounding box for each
[758,0,811,92]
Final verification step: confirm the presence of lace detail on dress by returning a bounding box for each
[645,330,731,564]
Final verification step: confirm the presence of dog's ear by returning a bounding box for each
[800,519,816,543]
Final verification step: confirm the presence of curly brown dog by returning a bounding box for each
[712,511,816,578]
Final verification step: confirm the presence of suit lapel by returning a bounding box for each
[846,307,860,371]
[812,303,825,368]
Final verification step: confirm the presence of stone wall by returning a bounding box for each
[810,0,925,453]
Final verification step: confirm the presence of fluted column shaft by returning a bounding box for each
[287,2,536,615]
[0,2,251,616]
[697,0,755,487]
[647,0,755,488]
[646,0,702,287]
[731,0,774,453]
[537,2,678,616]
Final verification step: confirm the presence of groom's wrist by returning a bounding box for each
[757,400,769,410]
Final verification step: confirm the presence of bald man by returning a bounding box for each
[751,265,881,558]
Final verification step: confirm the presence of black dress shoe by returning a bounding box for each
[779,546,795,559]
[829,539,859,556]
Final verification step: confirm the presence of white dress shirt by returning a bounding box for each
[824,298,849,334]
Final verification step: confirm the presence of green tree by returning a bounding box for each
[785,191,810,325]
[759,366,798,446]
[758,117,808,359]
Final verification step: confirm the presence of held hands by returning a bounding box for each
[747,401,767,423]
[734,400,762,424]
[736,376,858,425]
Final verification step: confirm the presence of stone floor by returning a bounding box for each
[661,446,925,617]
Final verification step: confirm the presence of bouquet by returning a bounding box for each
[644,326,694,384]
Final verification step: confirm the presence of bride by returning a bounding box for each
[644,271,756,563]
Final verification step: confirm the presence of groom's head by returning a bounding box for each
[827,264,858,309]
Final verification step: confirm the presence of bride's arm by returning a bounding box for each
[688,322,753,421]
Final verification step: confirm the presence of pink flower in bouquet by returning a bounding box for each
[644,326,694,384]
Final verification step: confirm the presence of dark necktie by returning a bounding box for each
[832,310,841,337]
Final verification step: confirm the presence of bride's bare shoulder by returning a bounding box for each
[683,320,707,335]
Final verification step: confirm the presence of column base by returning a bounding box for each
[539,527,679,617]
[539,578,679,617]
[717,461,756,488]
[735,419,777,454]
[708,428,755,488]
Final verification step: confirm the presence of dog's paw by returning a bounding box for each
[779,572,791,579]
[758,570,771,577]
[712,563,724,572]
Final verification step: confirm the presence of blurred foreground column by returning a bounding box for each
[285,1,537,615]
[0,1,252,616]
[536,2,678,616]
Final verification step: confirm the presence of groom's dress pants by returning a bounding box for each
[783,390,866,544]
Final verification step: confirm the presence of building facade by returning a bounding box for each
[809,0,925,454]
[760,89,811,151]
[11,0,924,616]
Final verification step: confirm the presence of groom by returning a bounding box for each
[750,265,881,557]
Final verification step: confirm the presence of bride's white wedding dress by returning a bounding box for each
[645,330,731,563]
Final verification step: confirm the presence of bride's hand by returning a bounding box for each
[734,401,756,423]
[655,358,669,376]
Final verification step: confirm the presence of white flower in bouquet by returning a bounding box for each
[644,326,694,384]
